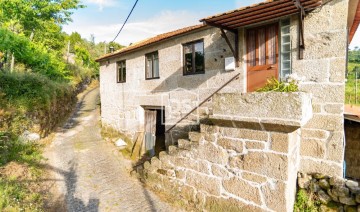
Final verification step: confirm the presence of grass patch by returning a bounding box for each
[0,134,44,211]
[100,126,137,160]
[294,189,320,212]
[0,72,76,136]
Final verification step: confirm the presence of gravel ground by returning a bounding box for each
[44,87,173,212]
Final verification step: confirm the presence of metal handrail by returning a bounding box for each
[165,72,241,133]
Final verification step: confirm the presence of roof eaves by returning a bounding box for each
[96,24,208,62]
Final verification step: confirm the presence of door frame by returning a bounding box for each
[245,21,280,92]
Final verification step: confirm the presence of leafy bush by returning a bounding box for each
[257,77,299,92]
[0,28,68,80]
[0,72,76,136]
[294,189,319,212]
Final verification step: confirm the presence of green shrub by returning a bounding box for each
[0,27,68,80]
[294,189,319,212]
[257,77,299,92]
[0,72,76,136]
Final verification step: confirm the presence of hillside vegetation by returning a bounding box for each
[346,49,360,105]
[0,0,123,210]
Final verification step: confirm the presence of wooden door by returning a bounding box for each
[247,24,279,92]
[144,110,157,157]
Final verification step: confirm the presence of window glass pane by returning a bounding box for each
[267,25,276,64]
[281,43,290,52]
[146,58,152,78]
[281,53,290,61]
[184,52,193,74]
[247,30,256,67]
[122,66,126,82]
[117,66,122,82]
[281,26,290,34]
[258,28,266,65]
[184,44,192,54]
[194,42,203,53]
[153,56,159,77]
[195,51,204,73]
[280,19,291,79]
[282,36,290,43]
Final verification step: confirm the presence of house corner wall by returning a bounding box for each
[291,0,348,177]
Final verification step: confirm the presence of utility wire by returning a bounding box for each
[111,0,139,43]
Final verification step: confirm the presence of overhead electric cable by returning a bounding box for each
[111,0,139,43]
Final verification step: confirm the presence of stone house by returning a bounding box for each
[96,0,360,210]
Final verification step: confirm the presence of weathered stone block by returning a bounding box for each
[298,173,312,189]
[324,104,343,114]
[178,139,191,150]
[339,196,357,206]
[217,137,243,153]
[319,179,330,190]
[221,127,268,142]
[300,158,343,177]
[304,114,344,131]
[186,170,221,196]
[223,177,261,204]
[242,172,267,184]
[200,124,219,134]
[261,180,287,211]
[327,132,345,163]
[270,132,290,153]
[211,164,231,178]
[197,141,229,165]
[299,83,345,104]
[245,141,265,150]
[175,169,186,180]
[293,59,330,82]
[229,152,289,180]
[205,196,263,212]
[212,92,312,125]
[318,190,332,204]
[189,132,203,142]
[302,129,329,140]
[300,138,326,158]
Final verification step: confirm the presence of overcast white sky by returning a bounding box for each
[63,0,360,49]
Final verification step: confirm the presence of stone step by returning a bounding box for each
[178,139,191,150]
[188,131,203,143]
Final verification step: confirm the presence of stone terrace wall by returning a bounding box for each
[142,92,313,211]
[345,120,360,180]
[143,124,301,211]
[290,0,348,176]
[297,173,360,211]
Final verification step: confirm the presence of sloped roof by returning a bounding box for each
[96,24,207,62]
[349,0,360,43]
[201,0,322,30]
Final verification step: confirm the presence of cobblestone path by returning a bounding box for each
[45,87,172,212]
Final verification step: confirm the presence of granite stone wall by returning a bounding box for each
[297,172,360,211]
[99,27,244,143]
[290,0,348,177]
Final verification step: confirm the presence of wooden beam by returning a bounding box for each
[226,1,320,28]
[204,21,237,33]
[221,0,319,27]
[235,31,239,68]
[214,1,295,25]
[220,28,237,61]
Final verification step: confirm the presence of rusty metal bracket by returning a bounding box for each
[293,0,306,59]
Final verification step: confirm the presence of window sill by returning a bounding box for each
[117,81,126,83]
[183,71,205,76]
[145,77,160,80]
